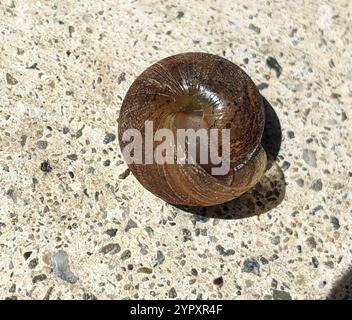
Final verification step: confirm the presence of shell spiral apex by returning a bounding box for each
[118,52,267,207]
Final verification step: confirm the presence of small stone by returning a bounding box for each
[270,254,279,261]
[257,82,269,90]
[52,250,79,284]
[9,284,16,293]
[310,179,323,191]
[242,258,260,275]
[287,131,295,139]
[117,72,126,84]
[266,57,282,77]
[43,287,53,300]
[6,73,18,85]
[324,261,334,269]
[118,169,130,179]
[105,228,117,237]
[271,236,280,245]
[306,236,317,248]
[32,274,47,284]
[40,160,52,173]
[330,216,340,230]
[67,154,78,161]
[311,205,323,215]
[156,250,165,265]
[215,245,235,256]
[125,219,137,232]
[312,257,319,268]
[103,159,111,167]
[213,276,224,286]
[103,133,116,144]
[36,140,48,150]
[281,161,290,171]
[260,257,269,265]
[100,243,121,255]
[176,11,184,19]
[68,25,75,36]
[182,228,192,241]
[27,63,39,70]
[302,149,317,167]
[137,267,153,274]
[24,251,32,260]
[169,287,177,298]
[272,290,292,300]
[271,279,278,288]
[296,179,304,187]
[75,126,84,138]
[121,249,131,260]
[28,258,38,269]
[82,293,97,300]
[249,23,261,33]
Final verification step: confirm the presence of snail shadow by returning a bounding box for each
[173,96,286,220]
[327,269,352,300]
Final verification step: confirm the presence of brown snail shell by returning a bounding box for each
[118,52,267,206]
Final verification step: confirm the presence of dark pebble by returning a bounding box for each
[28,258,39,269]
[125,219,138,232]
[121,249,131,260]
[272,289,292,300]
[6,73,18,85]
[24,251,32,260]
[287,131,295,139]
[257,82,269,90]
[242,258,260,275]
[169,287,177,298]
[119,169,130,179]
[105,228,117,237]
[103,159,111,167]
[310,179,323,191]
[67,154,78,161]
[117,72,126,84]
[32,274,47,284]
[103,133,116,144]
[266,56,282,77]
[176,11,184,19]
[249,23,261,34]
[182,228,192,241]
[100,243,121,255]
[40,160,52,173]
[157,250,165,265]
[330,216,340,230]
[281,161,290,171]
[215,244,235,256]
[82,293,97,300]
[312,256,319,268]
[213,276,224,286]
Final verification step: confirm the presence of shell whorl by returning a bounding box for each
[118,52,267,206]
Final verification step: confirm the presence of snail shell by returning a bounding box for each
[118,52,267,206]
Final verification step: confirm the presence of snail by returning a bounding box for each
[118,52,267,206]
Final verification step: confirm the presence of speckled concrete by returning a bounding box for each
[0,0,351,300]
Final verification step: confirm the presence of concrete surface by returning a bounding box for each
[0,0,351,299]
